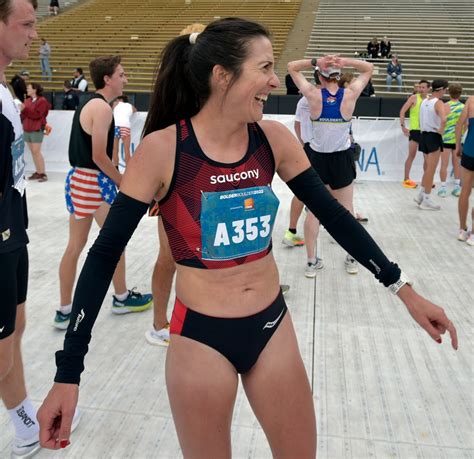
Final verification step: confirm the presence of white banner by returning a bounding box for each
[29,111,424,181]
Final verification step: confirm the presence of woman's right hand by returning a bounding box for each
[38,383,79,450]
[401,126,409,137]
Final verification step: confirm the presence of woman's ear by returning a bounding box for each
[211,64,231,90]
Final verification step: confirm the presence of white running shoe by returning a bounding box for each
[304,258,324,278]
[467,235,474,247]
[419,195,441,211]
[12,408,81,458]
[11,434,41,458]
[145,324,170,347]
[458,229,470,242]
[413,192,423,206]
[344,255,359,274]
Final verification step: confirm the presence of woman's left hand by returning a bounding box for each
[398,285,458,350]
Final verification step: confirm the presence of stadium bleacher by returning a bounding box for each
[304,0,474,96]
[6,0,302,93]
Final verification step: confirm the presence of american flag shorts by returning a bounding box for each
[65,167,117,219]
[114,126,131,139]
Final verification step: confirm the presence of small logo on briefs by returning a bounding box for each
[1,229,10,242]
[262,309,285,330]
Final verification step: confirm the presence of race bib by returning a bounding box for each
[200,186,279,261]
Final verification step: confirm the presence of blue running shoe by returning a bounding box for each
[112,288,153,314]
[53,310,71,330]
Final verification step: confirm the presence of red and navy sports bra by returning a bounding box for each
[159,118,276,269]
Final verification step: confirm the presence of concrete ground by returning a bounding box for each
[0,173,472,458]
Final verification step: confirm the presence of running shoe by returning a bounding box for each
[452,185,461,197]
[37,173,48,183]
[112,288,153,314]
[437,187,448,198]
[281,284,290,295]
[403,179,417,189]
[304,258,323,278]
[344,255,359,274]
[419,195,441,211]
[282,230,304,247]
[145,323,170,347]
[458,229,470,242]
[413,192,423,206]
[466,234,474,247]
[11,434,41,458]
[12,408,81,457]
[53,310,71,330]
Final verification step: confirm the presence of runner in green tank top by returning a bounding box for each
[399,80,431,188]
[438,84,464,197]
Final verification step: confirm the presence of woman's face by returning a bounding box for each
[26,84,36,97]
[223,36,280,123]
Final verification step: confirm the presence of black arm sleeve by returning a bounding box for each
[54,192,149,385]
[287,167,401,286]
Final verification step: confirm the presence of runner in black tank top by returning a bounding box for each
[54,56,152,333]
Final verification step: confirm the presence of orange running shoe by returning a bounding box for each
[402,179,417,189]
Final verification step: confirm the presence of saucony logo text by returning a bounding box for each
[210,169,259,185]
[73,308,85,331]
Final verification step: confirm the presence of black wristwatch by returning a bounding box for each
[311,57,318,67]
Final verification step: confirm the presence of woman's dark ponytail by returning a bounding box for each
[143,17,270,137]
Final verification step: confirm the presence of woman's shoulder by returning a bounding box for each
[257,119,294,147]
[140,124,177,154]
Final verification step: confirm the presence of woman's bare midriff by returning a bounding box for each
[174,252,281,318]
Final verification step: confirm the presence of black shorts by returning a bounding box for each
[409,130,421,143]
[461,154,474,172]
[0,246,28,340]
[443,143,456,150]
[308,146,356,190]
[50,0,59,7]
[419,132,443,154]
[170,290,287,373]
[303,142,312,159]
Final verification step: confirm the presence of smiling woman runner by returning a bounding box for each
[38,18,458,457]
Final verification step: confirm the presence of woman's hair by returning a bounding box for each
[143,17,270,136]
[30,82,44,96]
[338,72,354,88]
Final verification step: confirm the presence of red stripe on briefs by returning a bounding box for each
[71,176,100,186]
[120,127,131,137]
[71,193,102,202]
[74,169,99,177]
[71,183,100,195]
[73,202,101,210]
[170,298,188,335]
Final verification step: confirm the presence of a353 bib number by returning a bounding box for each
[200,186,279,261]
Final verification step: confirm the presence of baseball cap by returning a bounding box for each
[317,66,341,79]
[432,79,449,91]
[20,70,30,76]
